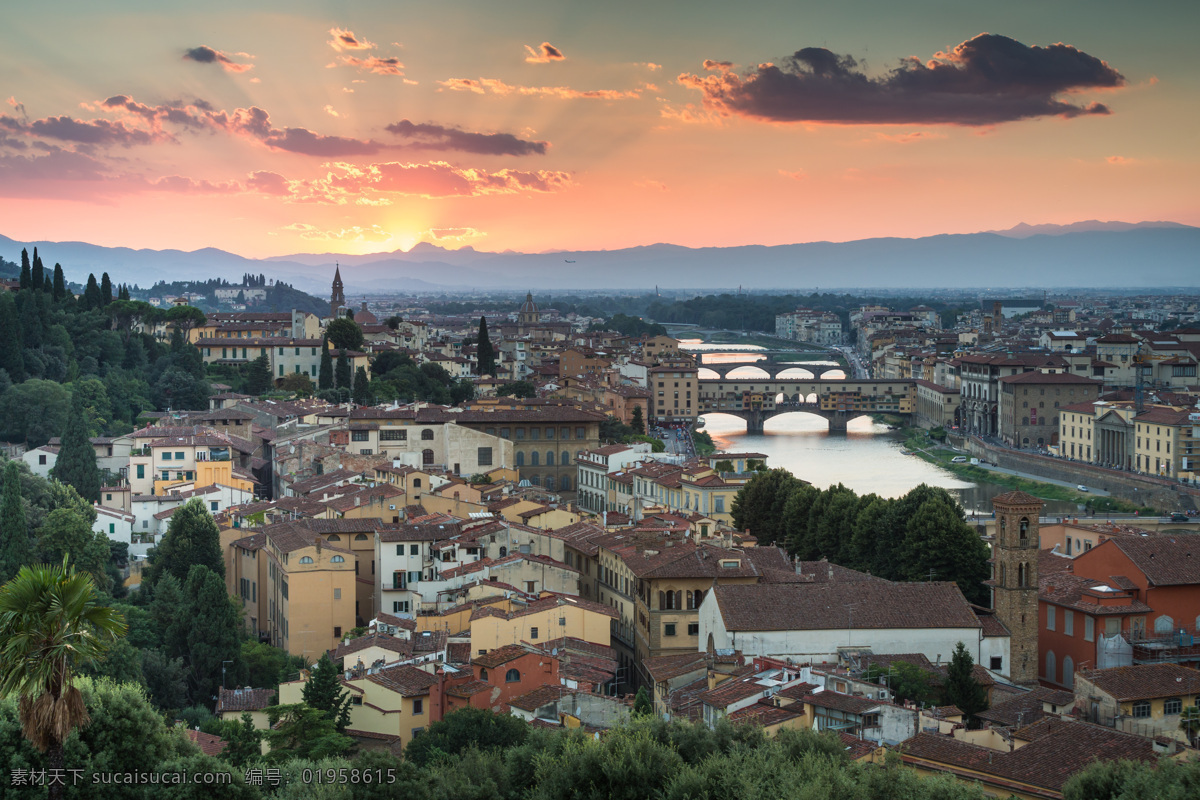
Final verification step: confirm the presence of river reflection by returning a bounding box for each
[699,412,1080,516]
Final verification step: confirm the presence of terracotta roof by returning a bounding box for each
[185,729,228,757]
[977,687,1069,727]
[365,664,438,696]
[473,643,539,669]
[839,732,877,760]
[1079,663,1200,702]
[804,691,880,714]
[334,633,413,662]
[992,490,1044,506]
[643,652,709,683]
[447,641,472,666]
[727,699,805,727]
[216,687,275,713]
[446,679,493,698]
[713,581,981,632]
[1106,537,1200,586]
[508,684,568,712]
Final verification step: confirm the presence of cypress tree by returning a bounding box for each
[100,272,113,305]
[83,274,102,309]
[18,248,31,289]
[245,353,272,395]
[31,248,44,291]
[335,349,351,390]
[52,263,66,300]
[118,284,130,301]
[0,460,32,582]
[319,338,333,390]
[477,316,495,376]
[944,641,988,721]
[630,404,645,435]
[43,274,52,294]
[181,564,243,705]
[51,394,101,503]
[302,653,352,733]
[0,294,25,381]
[352,366,371,405]
[143,497,225,588]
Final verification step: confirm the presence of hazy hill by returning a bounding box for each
[2,223,1197,293]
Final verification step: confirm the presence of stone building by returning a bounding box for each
[997,371,1101,449]
[990,491,1043,685]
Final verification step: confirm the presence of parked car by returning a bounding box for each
[951,456,968,463]
[1077,485,1089,492]
[1170,512,1189,523]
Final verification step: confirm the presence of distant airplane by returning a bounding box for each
[564,259,576,263]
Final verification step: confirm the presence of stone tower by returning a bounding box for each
[990,490,1043,685]
[517,291,539,331]
[330,264,346,318]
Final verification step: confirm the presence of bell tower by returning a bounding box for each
[990,490,1043,685]
[330,263,345,318]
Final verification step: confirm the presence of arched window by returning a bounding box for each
[479,668,488,681]
[1154,614,1175,634]
[545,476,556,491]
[1000,517,1006,535]
[674,590,683,610]
[530,451,539,466]
[1045,651,1056,683]
[328,535,341,541]
[516,451,525,467]
[505,668,520,683]
[560,475,570,491]
[531,475,541,486]
[421,429,434,440]
[1019,518,1029,545]
[694,589,704,607]
[1017,563,1026,588]
[499,546,507,557]
[1062,656,1074,689]
[686,590,694,609]
[330,555,345,563]
[562,450,570,466]
[422,449,434,465]
[545,450,554,466]
[999,562,1006,586]
[355,533,368,541]
[299,556,314,564]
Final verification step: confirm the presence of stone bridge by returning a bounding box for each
[698,362,846,380]
[697,377,915,434]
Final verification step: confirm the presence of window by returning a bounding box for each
[38,454,46,465]
[334,626,342,638]
[422,449,434,465]
[516,451,525,467]
[530,451,539,466]
[477,447,493,466]
[576,427,585,439]
[413,698,423,715]
[1062,656,1074,688]
[530,627,539,639]
[109,523,115,533]
[1164,698,1183,715]
[1045,651,1055,682]
[479,668,488,681]
[687,623,699,636]
[330,555,344,563]
[505,668,520,683]
[393,601,410,613]
[1064,610,1074,636]
[355,533,368,541]
[525,581,535,593]
[333,588,341,599]
[1131,700,1151,718]
[210,501,219,511]
[380,429,407,441]
[1047,606,1055,631]
[162,452,172,461]
[1154,615,1174,634]
[299,556,314,564]
[351,431,370,442]
[664,623,676,637]
[1084,616,1094,642]
[410,544,419,555]
[175,451,185,460]
[990,656,1002,671]
[421,429,434,440]
[136,464,144,480]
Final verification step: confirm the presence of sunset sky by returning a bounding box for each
[1,1,1196,258]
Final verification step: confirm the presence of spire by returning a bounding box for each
[330,262,346,317]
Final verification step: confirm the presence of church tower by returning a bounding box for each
[517,291,539,332]
[990,490,1043,685]
[330,264,345,318]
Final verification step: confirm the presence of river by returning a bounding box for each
[684,344,1080,516]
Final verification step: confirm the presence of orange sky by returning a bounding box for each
[1,1,1196,258]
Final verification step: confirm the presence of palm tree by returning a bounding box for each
[0,560,126,799]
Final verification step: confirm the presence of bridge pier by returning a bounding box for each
[746,409,765,435]
[827,412,849,434]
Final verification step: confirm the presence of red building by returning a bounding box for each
[1039,536,1200,689]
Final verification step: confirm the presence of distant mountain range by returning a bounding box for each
[2,221,1197,294]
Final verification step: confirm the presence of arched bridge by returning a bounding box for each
[698,377,915,434]
[698,362,847,380]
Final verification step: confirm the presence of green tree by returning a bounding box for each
[51,263,66,301]
[864,661,937,706]
[82,273,102,309]
[0,293,25,381]
[31,249,44,292]
[99,272,113,305]
[71,377,114,436]
[404,706,529,767]
[900,499,991,605]
[245,353,273,395]
[326,317,364,351]
[35,508,111,590]
[0,561,127,799]
[220,711,264,768]
[0,379,72,447]
[319,338,333,390]
[50,395,101,502]
[847,496,889,574]
[0,462,31,583]
[352,366,371,404]
[141,647,190,712]
[18,248,31,290]
[264,703,354,762]
[476,316,496,376]
[279,372,315,397]
[731,468,805,547]
[943,641,987,722]
[335,350,352,389]
[181,564,243,705]
[1180,704,1200,746]
[242,640,307,691]
[809,484,858,563]
[302,653,352,733]
[498,380,537,398]
[630,404,645,435]
[633,686,653,716]
[144,497,225,588]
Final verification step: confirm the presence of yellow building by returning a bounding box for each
[129,428,254,497]
[227,522,357,660]
[1075,664,1200,743]
[278,662,437,749]
[469,593,617,653]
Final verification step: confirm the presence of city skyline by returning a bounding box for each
[2,1,1196,258]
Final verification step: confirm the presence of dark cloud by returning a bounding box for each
[336,55,405,76]
[524,42,566,63]
[183,46,254,73]
[0,113,160,146]
[678,33,1124,126]
[385,120,547,156]
[328,27,376,52]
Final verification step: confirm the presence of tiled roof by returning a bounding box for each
[713,581,980,632]
[447,641,472,666]
[991,490,1044,506]
[446,679,493,698]
[1106,536,1200,586]
[1079,663,1200,702]
[334,633,413,662]
[727,699,805,727]
[839,732,877,760]
[643,652,708,683]
[1039,573,1153,616]
[365,664,438,696]
[185,729,228,757]
[472,643,538,669]
[508,684,568,712]
[216,687,275,713]
[804,691,880,714]
[699,676,767,708]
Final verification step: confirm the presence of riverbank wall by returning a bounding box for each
[962,437,1199,512]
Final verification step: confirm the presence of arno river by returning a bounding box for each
[685,344,1081,516]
